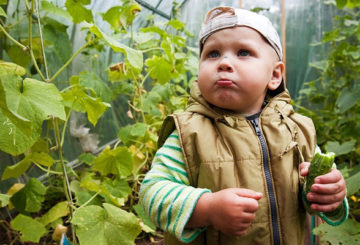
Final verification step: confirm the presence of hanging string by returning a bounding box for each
[281,0,286,83]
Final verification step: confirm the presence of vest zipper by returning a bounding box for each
[249,117,281,245]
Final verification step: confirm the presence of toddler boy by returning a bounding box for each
[139,6,348,245]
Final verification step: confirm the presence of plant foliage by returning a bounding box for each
[297,0,360,242]
[0,0,197,243]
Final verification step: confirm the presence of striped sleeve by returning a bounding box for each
[139,129,211,243]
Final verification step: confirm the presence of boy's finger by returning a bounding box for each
[307,190,346,204]
[299,162,310,176]
[311,182,345,196]
[310,201,343,213]
[314,168,342,184]
[232,188,263,200]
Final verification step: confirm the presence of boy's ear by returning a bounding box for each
[268,61,285,90]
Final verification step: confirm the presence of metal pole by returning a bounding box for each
[134,0,170,20]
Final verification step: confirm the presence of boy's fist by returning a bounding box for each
[300,162,346,213]
[208,188,262,236]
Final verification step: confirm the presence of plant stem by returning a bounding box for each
[33,162,63,175]
[49,41,92,83]
[53,118,77,245]
[26,0,46,81]
[60,110,72,147]
[34,0,49,81]
[76,191,100,211]
[0,24,27,50]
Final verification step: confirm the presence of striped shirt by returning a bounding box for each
[139,130,349,243]
[139,130,210,243]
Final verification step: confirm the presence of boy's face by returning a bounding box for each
[198,26,284,115]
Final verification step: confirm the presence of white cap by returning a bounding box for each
[199,7,283,60]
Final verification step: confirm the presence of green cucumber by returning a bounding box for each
[303,151,335,214]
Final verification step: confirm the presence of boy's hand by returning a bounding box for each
[187,188,262,236]
[300,162,346,213]
[208,188,262,236]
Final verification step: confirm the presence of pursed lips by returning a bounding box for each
[216,79,234,87]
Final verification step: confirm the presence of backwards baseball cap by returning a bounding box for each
[199,7,283,60]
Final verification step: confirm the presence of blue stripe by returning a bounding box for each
[155,153,186,167]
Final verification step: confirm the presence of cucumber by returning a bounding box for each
[303,151,335,214]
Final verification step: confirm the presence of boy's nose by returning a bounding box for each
[218,56,234,72]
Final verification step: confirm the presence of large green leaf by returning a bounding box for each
[10,178,46,213]
[4,77,66,121]
[31,152,55,167]
[92,146,133,177]
[102,3,141,30]
[345,167,360,195]
[88,24,143,70]
[0,75,65,155]
[146,55,173,84]
[37,201,69,226]
[313,219,360,244]
[0,60,26,76]
[2,156,31,180]
[100,178,131,206]
[72,203,141,245]
[133,204,156,232]
[0,109,35,156]
[0,7,7,18]
[11,214,46,243]
[0,194,10,207]
[336,87,360,112]
[79,72,111,102]
[43,21,72,64]
[62,85,109,126]
[6,45,32,68]
[0,76,32,132]
[325,140,356,156]
[335,0,348,9]
[41,0,72,20]
[65,0,93,23]
[102,6,123,30]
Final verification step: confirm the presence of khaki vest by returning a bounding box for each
[158,83,316,245]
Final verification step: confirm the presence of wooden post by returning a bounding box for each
[239,0,243,8]
[281,0,286,83]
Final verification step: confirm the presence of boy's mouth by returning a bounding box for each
[216,79,233,87]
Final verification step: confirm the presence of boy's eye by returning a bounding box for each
[208,50,220,58]
[238,50,250,56]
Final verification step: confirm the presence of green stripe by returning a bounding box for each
[157,185,182,227]
[155,162,188,177]
[166,186,186,231]
[142,176,183,185]
[182,229,204,243]
[168,134,179,139]
[155,153,186,167]
[173,189,194,234]
[148,184,168,218]
[162,144,182,152]
[180,190,210,242]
